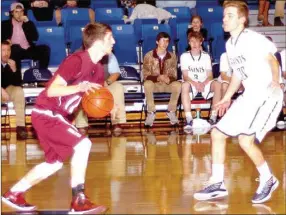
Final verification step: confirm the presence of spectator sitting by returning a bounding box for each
[75,52,126,136]
[1,40,27,140]
[186,15,208,51]
[180,31,221,130]
[257,0,272,26]
[19,0,55,22]
[1,2,51,70]
[143,32,181,127]
[55,0,95,25]
[274,0,285,26]
[124,2,175,24]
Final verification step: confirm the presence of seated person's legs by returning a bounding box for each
[164,81,181,125]
[182,82,193,129]
[144,80,156,126]
[5,85,27,139]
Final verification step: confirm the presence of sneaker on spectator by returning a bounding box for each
[69,192,108,214]
[194,177,228,201]
[2,191,36,211]
[252,175,279,204]
[145,112,155,127]
[166,111,179,125]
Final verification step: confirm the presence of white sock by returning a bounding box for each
[257,162,272,182]
[185,112,193,122]
[211,164,224,182]
[11,179,32,192]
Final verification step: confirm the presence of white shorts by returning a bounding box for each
[190,80,214,100]
[215,88,283,143]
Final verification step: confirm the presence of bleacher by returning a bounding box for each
[1,0,286,125]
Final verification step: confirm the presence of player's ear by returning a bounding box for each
[239,16,247,26]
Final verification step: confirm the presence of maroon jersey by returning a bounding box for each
[35,51,104,117]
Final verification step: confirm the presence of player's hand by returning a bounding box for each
[1,89,10,101]
[214,98,231,117]
[78,81,102,94]
[198,82,205,92]
[7,59,17,72]
[157,75,165,83]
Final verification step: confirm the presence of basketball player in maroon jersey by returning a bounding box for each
[2,23,115,214]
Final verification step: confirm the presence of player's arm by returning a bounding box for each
[182,70,196,84]
[222,74,242,101]
[267,53,280,87]
[202,70,213,85]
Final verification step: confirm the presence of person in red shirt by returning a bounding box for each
[1,22,115,214]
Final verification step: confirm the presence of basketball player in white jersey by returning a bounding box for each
[180,31,221,130]
[194,1,283,204]
[218,52,244,97]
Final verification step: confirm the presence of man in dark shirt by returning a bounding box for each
[1,2,50,70]
[1,40,27,140]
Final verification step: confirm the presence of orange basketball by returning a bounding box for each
[82,88,114,118]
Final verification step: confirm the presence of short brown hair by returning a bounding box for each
[156,32,170,42]
[188,31,204,42]
[190,15,203,24]
[82,22,112,49]
[223,0,249,27]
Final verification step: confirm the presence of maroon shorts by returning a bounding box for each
[31,108,85,163]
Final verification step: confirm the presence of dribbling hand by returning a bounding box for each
[214,99,231,117]
[78,81,102,94]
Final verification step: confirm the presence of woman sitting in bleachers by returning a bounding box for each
[186,15,208,51]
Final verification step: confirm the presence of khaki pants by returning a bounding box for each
[144,80,181,113]
[275,0,286,17]
[75,82,126,128]
[2,86,25,126]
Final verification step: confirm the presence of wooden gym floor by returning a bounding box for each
[1,126,285,214]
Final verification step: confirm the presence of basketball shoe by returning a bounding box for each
[69,192,108,214]
[1,191,36,211]
[194,177,228,201]
[252,175,279,204]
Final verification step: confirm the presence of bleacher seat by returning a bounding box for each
[174,21,190,57]
[66,22,85,53]
[133,18,159,40]
[91,0,118,9]
[60,8,90,42]
[1,1,11,21]
[210,22,226,62]
[141,24,173,56]
[36,26,67,67]
[27,9,58,27]
[95,8,124,24]
[164,7,191,22]
[111,24,139,65]
[196,5,223,33]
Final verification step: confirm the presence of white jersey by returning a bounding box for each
[180,51,212,82]
[218,52,232,82]
[226,29,277,96]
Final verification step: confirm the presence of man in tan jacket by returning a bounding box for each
[143,32,181,126]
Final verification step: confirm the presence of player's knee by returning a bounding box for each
[74,137,92,152]
[144,80,154,89]
[238,135,255,149]
[182,82,190,92]
[211,128,226,141]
